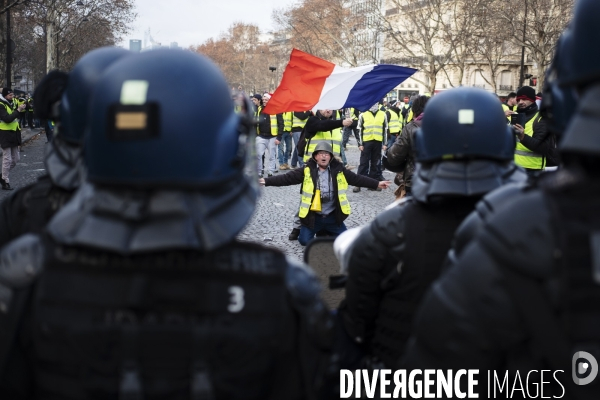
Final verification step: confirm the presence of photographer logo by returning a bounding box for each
[572,351,598,386]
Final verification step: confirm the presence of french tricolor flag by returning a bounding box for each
[263,49,417,115]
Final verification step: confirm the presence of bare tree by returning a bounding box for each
[273,0,379,67]
[380,0,459,93]
[496,0,573,91]
[16,0,134,72]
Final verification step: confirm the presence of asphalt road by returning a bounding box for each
[0,129,49,203]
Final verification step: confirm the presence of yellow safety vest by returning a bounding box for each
[303,111,342,162]
[269,115,278,136]
[406,109,413,124]
[283,112,293,132]
[502,104,517,123]
[346,108,359,121]
[292,112,309,129]
[298,167,351,218]
[514,112,545,170]
[387,109,401,134]
[0,103,19,131]
[361,110,386,142]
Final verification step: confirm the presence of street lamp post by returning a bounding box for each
[518,0,528,88]
[269,66,276,92]
[6,7,11,88]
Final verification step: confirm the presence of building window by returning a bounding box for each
[472,69,486,89]
[499,70,513,91]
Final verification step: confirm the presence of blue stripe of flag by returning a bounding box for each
[342,64,417,111]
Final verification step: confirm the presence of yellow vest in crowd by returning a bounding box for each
[514,112,545,170]
[0,103,19,131]
[361,110,386,142]
[303,111,342,162]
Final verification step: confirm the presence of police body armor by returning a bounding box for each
[0,184,332,399]
[466,172,600,398]
[340,196,479,367]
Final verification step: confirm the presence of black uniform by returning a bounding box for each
[0,187,334,400]
[0,135,82,248]
[403,169,600,398]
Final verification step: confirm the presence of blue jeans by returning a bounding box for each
[291,130,305,168]
[342,127,359,148]
[298,213,347,246]
[387,134,397,149]
[278,131,292,165]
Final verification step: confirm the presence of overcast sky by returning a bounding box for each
[122,0,298,49]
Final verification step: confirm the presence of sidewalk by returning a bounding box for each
[0,128,43,156]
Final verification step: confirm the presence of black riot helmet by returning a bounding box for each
[83,49,258,249]
[559,0,600,88]
[59,47,132,145]
[541,32,577,140]
[415,87,514,163]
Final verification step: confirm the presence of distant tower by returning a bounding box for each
[129,39,142,52]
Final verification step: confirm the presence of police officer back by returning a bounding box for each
[338,87,526,369]
[0,49,332,400]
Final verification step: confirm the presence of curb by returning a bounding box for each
[0,129,44,156]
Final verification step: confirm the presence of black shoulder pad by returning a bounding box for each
[479,190,557,279]
[476,182,529,219]
[0,234,45,289]
[452,183,529,261]
[371,201,410,250]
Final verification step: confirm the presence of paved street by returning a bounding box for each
[1,133,397,307]
[239,137,399,261]
[0,129,48,203]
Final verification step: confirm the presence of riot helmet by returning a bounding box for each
[415,87,514,163]
[59,47,132,145]
[558,0,600,89]
[412,87,525,202]
[80,49,258,250]
[541,32,577,139]
[556,0,600,159]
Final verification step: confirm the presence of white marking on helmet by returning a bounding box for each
[120,80,149,105]
[458,109,474,124]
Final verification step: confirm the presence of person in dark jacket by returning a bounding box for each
[512,86,554,175]
[384,95,429,198]
[0,88,26,190]
[256,93,284,177]
[262,142,390,246]
[337,88,526,371]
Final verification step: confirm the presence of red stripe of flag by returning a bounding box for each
[262,49,335,115]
